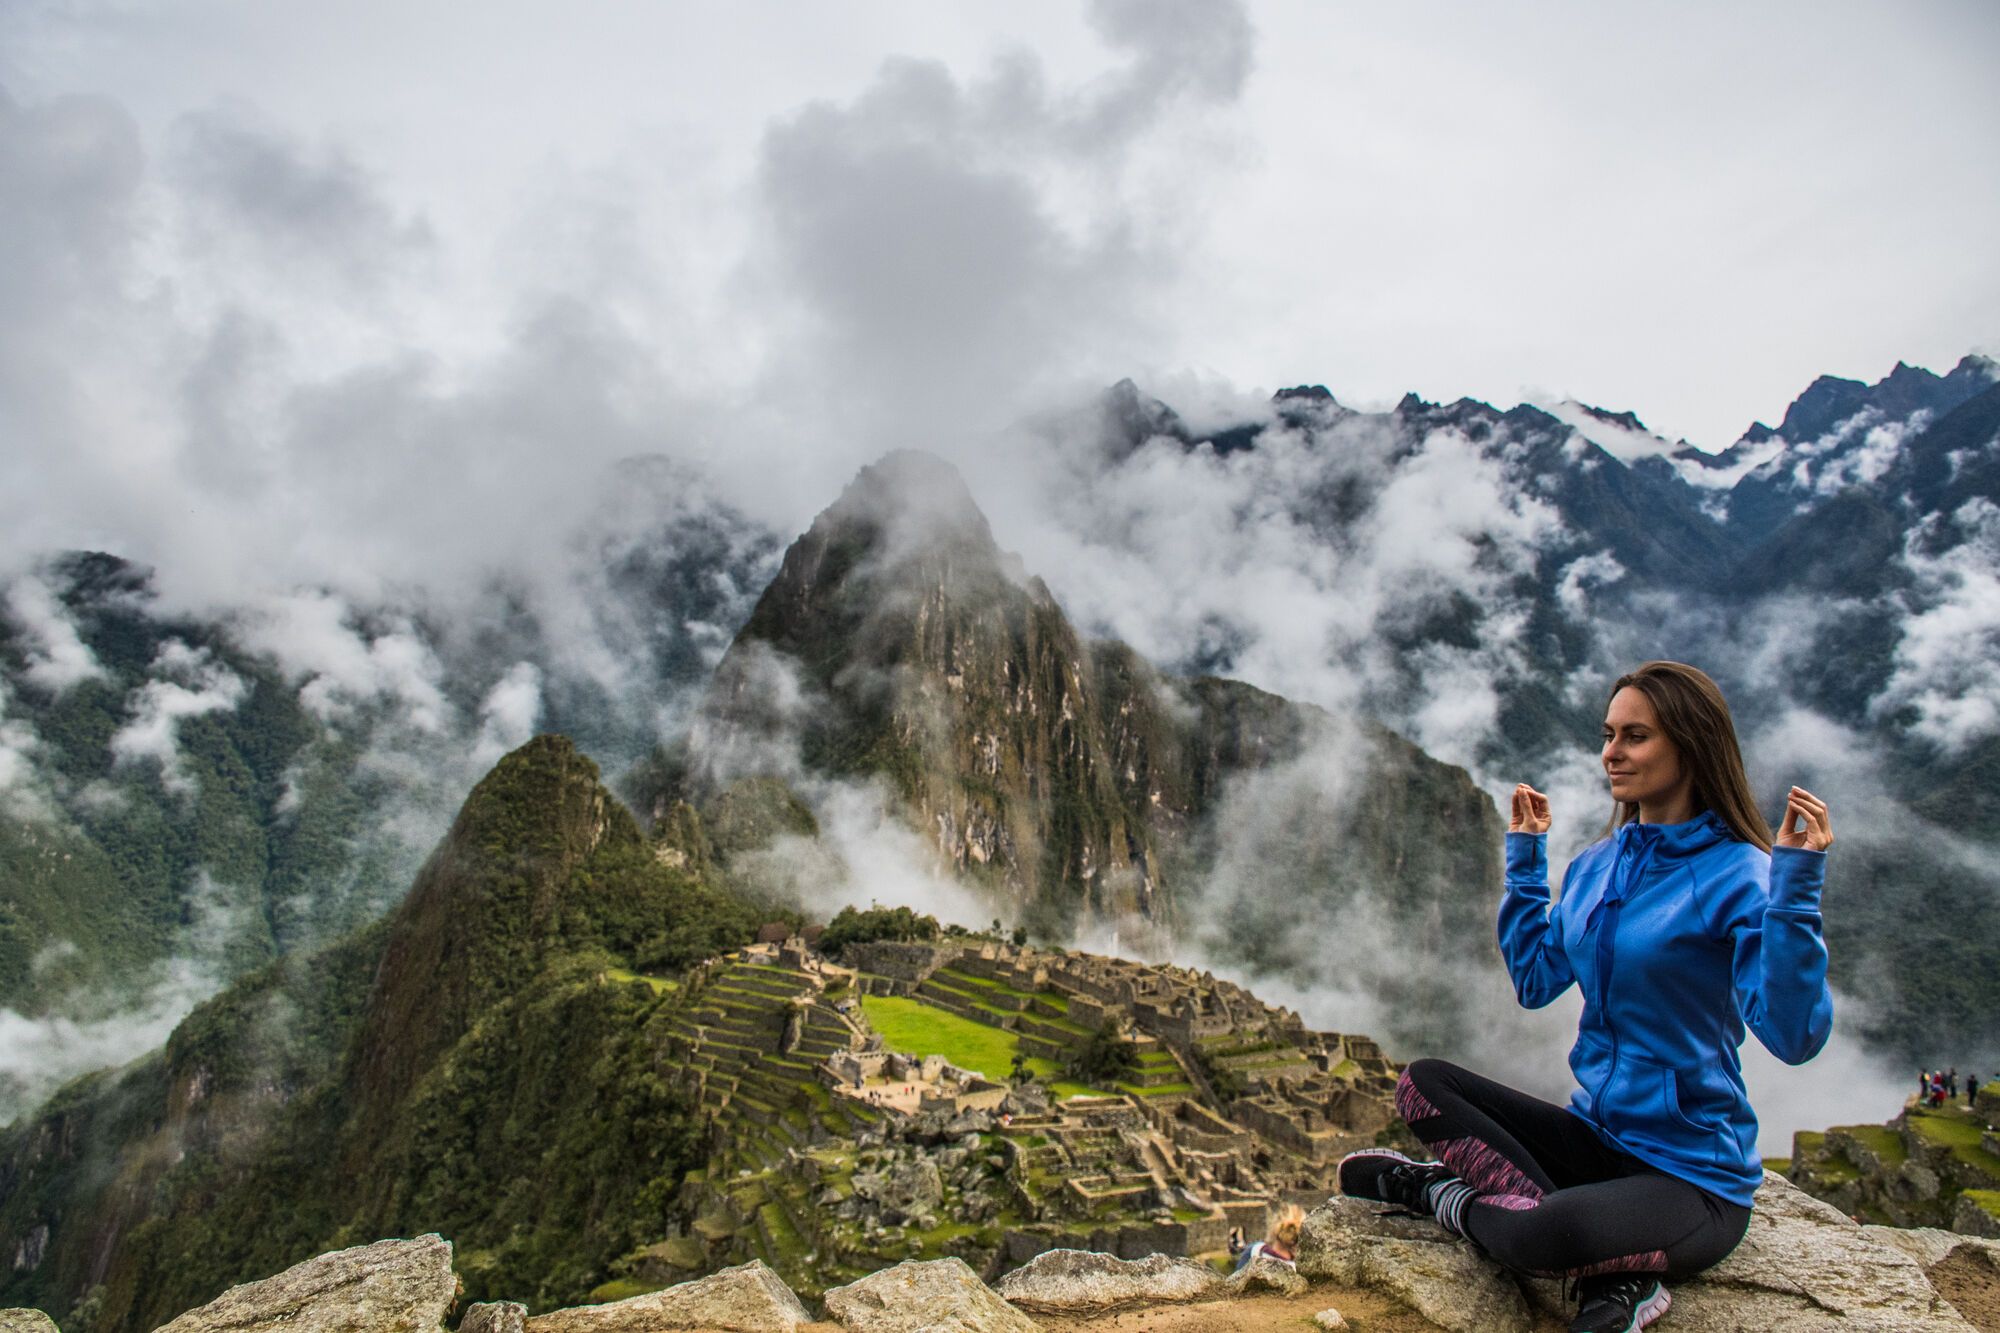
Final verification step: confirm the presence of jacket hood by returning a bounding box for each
[1615,809,1733,861]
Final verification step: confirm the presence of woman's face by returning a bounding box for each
[1602,687,1690,817]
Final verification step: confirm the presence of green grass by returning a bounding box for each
[588,1277,665,1300]
[603,967,677,994]
[1908,1106,2000,1174]
[862,994,1024,1081]
[859,996,1113,1099]
[1840,1123,1908,1165]
[1116,1081,1194,1098]
[1962,1189,2000,1220]
[1763,1157,1791,1173]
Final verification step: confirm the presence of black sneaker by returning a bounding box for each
[1337,1149,1455,1212]
[1570,1275,1670,1333]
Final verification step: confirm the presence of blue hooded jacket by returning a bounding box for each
[1500,812,1833,1207]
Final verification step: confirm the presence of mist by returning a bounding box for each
[0,0,1991,1152]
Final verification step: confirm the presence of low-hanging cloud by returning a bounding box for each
[108,640,250,796]
[1873,496,2000,751]
[4,573,106,692]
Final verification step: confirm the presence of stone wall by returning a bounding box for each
[844,941,964,983]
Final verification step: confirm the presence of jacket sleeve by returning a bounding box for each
[1498,832,1575,1008]
[1702,847,1835,1064]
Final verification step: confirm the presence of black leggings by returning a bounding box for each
[1398,1058,1751,1281]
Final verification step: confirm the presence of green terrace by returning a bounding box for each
[860,994,1111,1099]
[1907,1104,2000,1177]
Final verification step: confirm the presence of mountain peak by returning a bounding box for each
[819,450,1001,571]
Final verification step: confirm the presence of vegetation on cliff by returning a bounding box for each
[0,735,759,1330]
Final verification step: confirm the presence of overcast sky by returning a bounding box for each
[4,0,1994,486]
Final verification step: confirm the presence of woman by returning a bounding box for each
[1338,661,1834,1333]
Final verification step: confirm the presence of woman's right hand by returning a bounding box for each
[1510,783,1552,834]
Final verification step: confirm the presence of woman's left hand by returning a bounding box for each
[1778,786,1834,852]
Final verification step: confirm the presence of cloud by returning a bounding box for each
[1873,497,2000,751]
[0,681,49,820]
[236,591,449,732]
[0,870,251,1123]
[4,573,105,692]
[165,103,433,286]
[747,0,1254,454]
[1555,550,1627,619]
[108,639,249,794]
[470,660,542,769]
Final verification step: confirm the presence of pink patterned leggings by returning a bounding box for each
[1397,1058,1750,1280]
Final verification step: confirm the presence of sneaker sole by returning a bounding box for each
[1336,1148,1418,1200]
[1621,1285,1670,1333]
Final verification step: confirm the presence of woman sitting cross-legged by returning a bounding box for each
[1338,661,1835,1333]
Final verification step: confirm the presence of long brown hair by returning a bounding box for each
[1602,661,1773,852]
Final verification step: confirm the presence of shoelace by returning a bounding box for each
[1571,1273,1654,1311]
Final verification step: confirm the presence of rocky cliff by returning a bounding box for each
[650,452,1501,961]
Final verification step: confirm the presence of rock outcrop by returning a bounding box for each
[460,1302,526,1333]
[0,1313,59,1333]
[150,1236,456,1333]
[824,1256,1038,1332]
[1297,1197,1530,1333]
[526,1261,812,1332]
[1305,1171,1989,1332]
[995,1248,1223,1313]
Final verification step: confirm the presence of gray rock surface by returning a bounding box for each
[825,1257,1039,1332]
[459,1302,526,1333]
[0,1312,59,1333]
[1864,1225,2000,1272]
[1224,1255,1306,1297]
[879,1160,945,1220]
[152,1235,455,1333]
[1298,1198,1530,1333]
[526,1261,811,1332]
[995,1248,1221,1313]
[1580,1174,1973,1331]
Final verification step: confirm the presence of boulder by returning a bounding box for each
[1304,1171,1991,1332]
[459,1303,526,1333]
[1523,1175,1978,1332]
[878,1160,945,1220]
[1298,1199,1529,1333]
[995,1248,1222,1313]
[153,1236,455,1333]
[0,1313,59,1333]
[1312,1310,1348,1330]
[526,1261,812,1333]
[824,1257,1038,1332]
[1863,1225,1989,1270]
[1637,1174,1974,1330]
[1225,1255,1306,1296]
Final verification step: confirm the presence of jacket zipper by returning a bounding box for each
[1590,830,1657,1121]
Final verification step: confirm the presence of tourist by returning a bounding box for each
[1969,1073,1980,1108]
[1339,662,1835,1333]
[1950,1068,1960,1099]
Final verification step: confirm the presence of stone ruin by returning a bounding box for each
[646,931,1409,1297]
